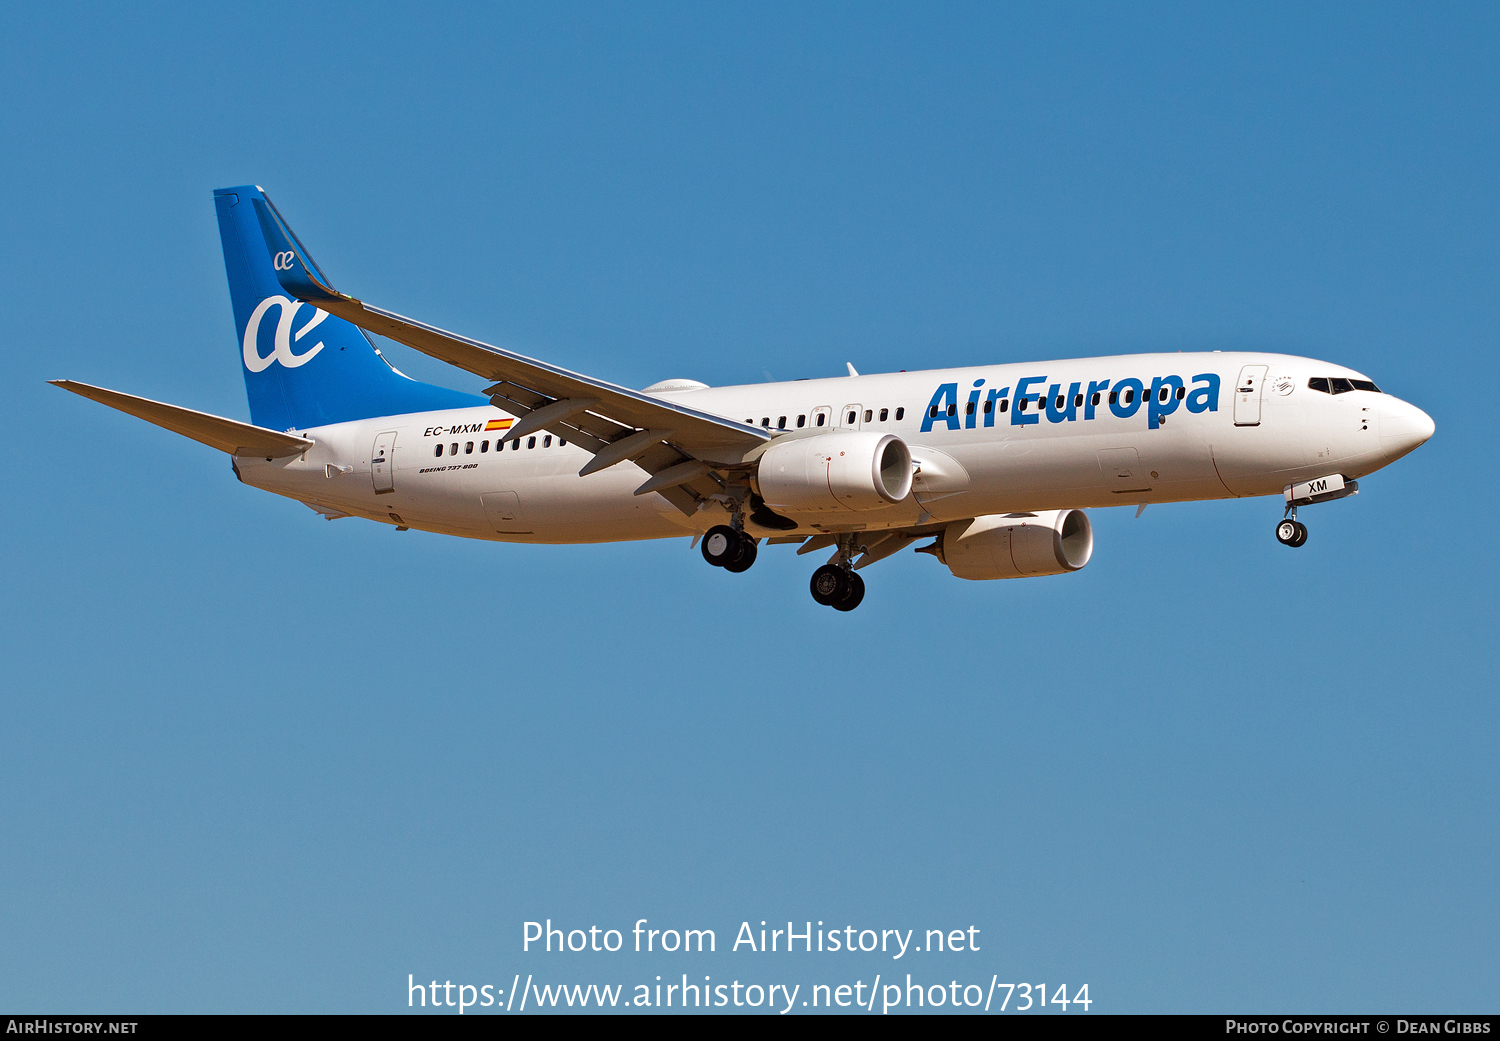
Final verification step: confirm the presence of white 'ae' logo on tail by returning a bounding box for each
[272,251,297,271]
[243,295,329,372]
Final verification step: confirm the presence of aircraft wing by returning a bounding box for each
[50,380,313,457]
[251,194,769,514]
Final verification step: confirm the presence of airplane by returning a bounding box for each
[52,186,1435,611]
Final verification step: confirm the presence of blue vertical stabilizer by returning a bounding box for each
[214,186,484,431]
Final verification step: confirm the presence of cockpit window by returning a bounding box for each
[1308,376,1381,395]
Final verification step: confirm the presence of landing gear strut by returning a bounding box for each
[808,534,866,611]
[701,524,758,571]
[1275,507,1308,548]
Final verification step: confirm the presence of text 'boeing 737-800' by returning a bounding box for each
[52,186,1435,610]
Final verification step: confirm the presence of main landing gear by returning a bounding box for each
[807,533,865,611]
[701,524,758,572]
[809,564,865,612]
[1275,507,1308,548]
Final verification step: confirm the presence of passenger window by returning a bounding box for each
[450,442,458,455]
[895,408,904,420]
[879,408,888,421]
[527,436,536,449]
[946,404,956,417]
[1175,387,1185,400]
[465,441,474,454]
[816,413,826,427]
[847,411,857,424]
[559,439,566,446]
[929,405,939,419]
[965,402,975,416]
[1308,377,1331,393]
[999,399,1008,413]
[543,435,552,447]
[982,400,992,414]
[863,409,872,422]
[1124,390,1134,404]
[511,439,519,450]
[1109,391,1117,404]
[1074,394,1083,407]
[796,415,806,428]
[1092,393,1101,406]
[1159,387,1168,402]
[481,440,489,453]
[761,417,770,427]
[434,444,443,457]
[1018,398,1028,411]
[777,416,786,429]
[1350,380,1380,392]
[1330,377,1354,394]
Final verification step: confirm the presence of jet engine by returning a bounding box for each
[757,432,913,513]
[929,509,1093,580]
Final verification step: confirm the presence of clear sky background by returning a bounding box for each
[1,2,1495,1014]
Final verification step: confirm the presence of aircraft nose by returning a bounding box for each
[1379,399,1435,461]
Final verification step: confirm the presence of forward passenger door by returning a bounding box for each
[1234,365,1268,427]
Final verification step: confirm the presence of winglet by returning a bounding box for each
[251,196,344,304]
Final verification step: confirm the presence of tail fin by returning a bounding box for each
[214,186,482,431]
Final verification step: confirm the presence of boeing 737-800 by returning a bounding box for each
[52,186,1435,610]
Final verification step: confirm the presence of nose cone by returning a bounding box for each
[1379,400,1435,462]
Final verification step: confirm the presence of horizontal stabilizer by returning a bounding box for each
[50,380,313,457]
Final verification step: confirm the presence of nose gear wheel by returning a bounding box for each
[1275,507,1308,548]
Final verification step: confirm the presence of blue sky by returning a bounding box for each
[1,2,1495,1013]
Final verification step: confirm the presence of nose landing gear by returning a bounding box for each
[1275,508,1308,548]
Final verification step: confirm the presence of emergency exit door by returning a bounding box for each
[372,431,397,493]
[1234,365,1268,427]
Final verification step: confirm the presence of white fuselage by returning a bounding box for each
[234,352,1433,542]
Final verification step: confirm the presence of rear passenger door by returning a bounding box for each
[371,431,397,493]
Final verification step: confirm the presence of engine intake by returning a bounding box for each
[757,432,913,513]
[934,509,1093,580]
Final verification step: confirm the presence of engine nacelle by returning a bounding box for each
[934,510,1093,580]
[757,432,913,513]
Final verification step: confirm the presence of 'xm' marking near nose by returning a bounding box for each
[242,295,329,372]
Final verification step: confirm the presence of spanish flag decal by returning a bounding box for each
[485,418,514,431]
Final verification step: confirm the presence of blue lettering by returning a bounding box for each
[1186,373,1220,413]
[1148,376,1184,429]
[920,384,960,433]
[983,387,1008,428]
[1110,378,1144,419]
[1011,376,1046,427]
[1084,379,1109,420]
[1046,381,1080,423]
